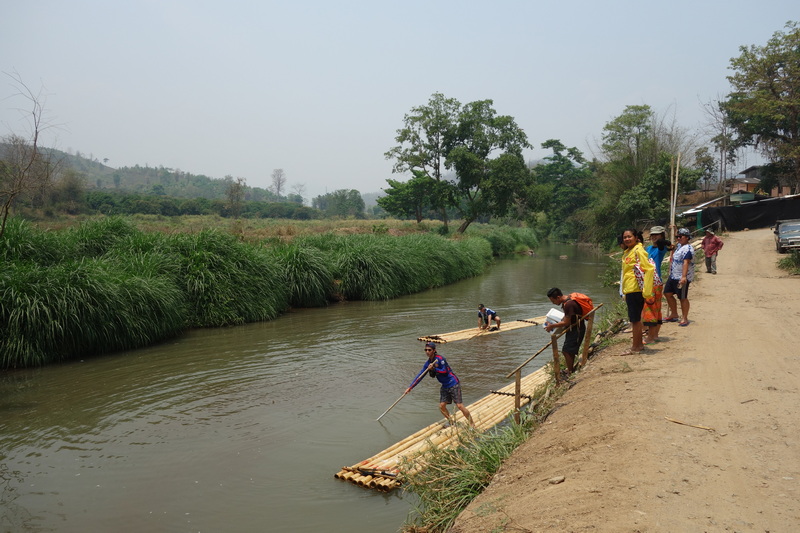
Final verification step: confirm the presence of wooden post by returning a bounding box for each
[551,332,561,384]
[670,152,682,242]
[669,156,675,240]
[514,369,521,424]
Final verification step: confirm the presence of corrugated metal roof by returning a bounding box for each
[681,193,800,216]
[680,196,727,215]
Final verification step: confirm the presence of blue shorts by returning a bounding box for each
[440,384,463,405]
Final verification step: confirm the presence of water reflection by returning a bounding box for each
[0,242,618,532]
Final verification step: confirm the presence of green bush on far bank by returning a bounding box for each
[1,254,187,368]
[0,216,529,369]
[463,224,539,256]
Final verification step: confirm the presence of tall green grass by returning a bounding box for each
[0,218,66,265]
[329,234,492,300]
[1,217,531,368]
[0,258,187,368]
[1,219,290,367]
[334,238,417,300]
[464,225,539,255]
[273,242,334,307]
[291,232,492,301]
[63,216,141,258]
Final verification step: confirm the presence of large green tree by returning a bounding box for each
[312,189,365,218]
[386,93,531,233]
[723,21,800,192]
[599,104,698,192]
[385,93,460,230]
[585,105,700,243]
[531,139,593,239]
[702,98,739,191]
[225,176,246,218]
[445,99,531,233]
[377,170,439,222]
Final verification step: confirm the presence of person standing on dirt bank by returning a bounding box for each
[701,228,724,274]
[545,288,586,375]
[477,304,501,331]
[620,228,655,354]
[406,342,475,427]
[664,228,695,326]
[643,226,671,344]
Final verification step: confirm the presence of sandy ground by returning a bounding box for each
[451,228,800,533]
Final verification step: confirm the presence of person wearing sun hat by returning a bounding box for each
[664,228,695,326]
[406,342,474,427]
[700,228,724,274]
[642,226,672,343]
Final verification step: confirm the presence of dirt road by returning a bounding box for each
[451,228,800,532]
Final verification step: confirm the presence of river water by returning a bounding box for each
[0,242,619,533]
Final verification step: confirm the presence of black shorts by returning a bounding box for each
[440,384,463,404]
[625,292,645,323]
[562,321,586,355]
[664,278,690,299]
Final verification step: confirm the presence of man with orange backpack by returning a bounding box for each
[545,288,591,376]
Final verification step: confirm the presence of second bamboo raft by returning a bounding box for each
[334,365,552,491]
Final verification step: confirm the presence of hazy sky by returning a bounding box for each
[1,1,796,201]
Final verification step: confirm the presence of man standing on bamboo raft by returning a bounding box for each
[545,288,587,376]
[406,342,475,427]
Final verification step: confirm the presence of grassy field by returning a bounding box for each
[28,214,540,251]
[29,214,446,240]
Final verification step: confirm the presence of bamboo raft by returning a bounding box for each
[334,365,551,492]
[417,315,547,343]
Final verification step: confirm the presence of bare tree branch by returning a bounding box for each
[1,73,61,236]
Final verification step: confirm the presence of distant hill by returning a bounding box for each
[42,148,279,202]
[3,144,382,207]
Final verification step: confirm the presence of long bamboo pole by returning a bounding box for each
[669,155,676,240]
[376,362,434,421]
[670,152,682,241]
[375,394,406,422]
[674,152,682,234]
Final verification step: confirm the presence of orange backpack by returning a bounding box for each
[568,292,594,316]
